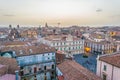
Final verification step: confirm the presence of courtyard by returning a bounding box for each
[74,53,98,73]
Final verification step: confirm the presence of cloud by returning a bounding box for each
[3,14,15,17]
[96,8,103,12]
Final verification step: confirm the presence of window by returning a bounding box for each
[104,65,107,71]
[57,43,58,46]
[52,56,55,59]
[73,42,74,44]
[28,66,32,73]
[24,78,27,80]
[51,71,54,75]
[34,75,37,80]
[34,67,37,73]
[61,42,62,45]
[103,74,107,80]
[55,48,58,51]
[64,48,66,51]
[52,53,54,55]
[60,48,62,51]
[20,67,24,76]
[53,43,55,46]
[51,76,54,80]
[44,73,46,75]
[76,47,77,49]
[69,47,71,50]
[51,71,54,79]
[52,64,54,69]
[39,67,41,70]
[44,73,47,80]
[44,66,46,70]
[44,75,47,80]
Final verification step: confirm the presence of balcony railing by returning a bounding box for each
[21,69,55,78]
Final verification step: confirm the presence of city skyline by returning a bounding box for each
[0,0,120,27]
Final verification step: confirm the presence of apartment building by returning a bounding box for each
[0,43,56,80]
[97,52,120,80]
[40,34,84,55]
[85,39,117,54]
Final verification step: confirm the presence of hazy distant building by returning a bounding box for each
[9,24,12,29]
[45,22,48,28]
[20,29,38,38]
[85,39,117,54]
[8,28,20,40]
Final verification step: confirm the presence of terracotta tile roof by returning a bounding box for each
[58,60,102,80]
[90,33,105,39]
[0,57,19,74]
[44,35,80,41]
[99,52,120,68]
[1,44,56,57]
[0,64,8,76]
[1,41,30,47]
[85,39,111,45]
[73,37,79,41]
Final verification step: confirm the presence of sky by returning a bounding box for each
[0,0,120,27]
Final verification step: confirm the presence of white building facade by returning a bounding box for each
[85,40,117,54]
[40,35,84,55]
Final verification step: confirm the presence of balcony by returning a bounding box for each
[21,69,56,78]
